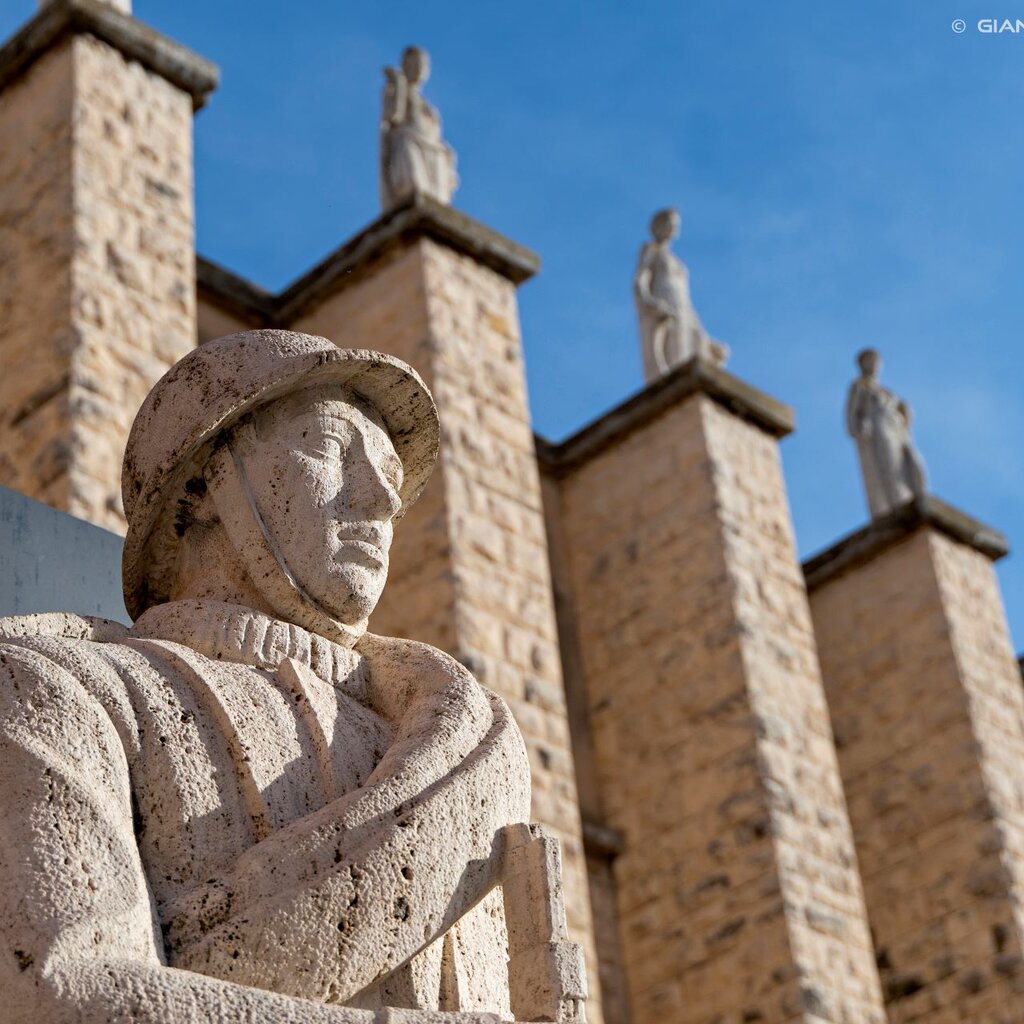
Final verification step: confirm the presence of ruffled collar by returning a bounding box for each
[131,599,366,690]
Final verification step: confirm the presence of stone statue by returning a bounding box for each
[380,46,458,211]
[633,207,729,381]
[845,347,928,519]
[0,330,585,1023]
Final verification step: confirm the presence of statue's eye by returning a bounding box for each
[315,432,351,460]
[302,437,339,459]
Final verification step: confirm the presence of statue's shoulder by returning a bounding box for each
[0,616,144,768]
[0,614,135,723]
[847,376,876,405]
[357,632,473,687]
[0,612,130,645]
[0,613,131,685]
[355,633,506,740]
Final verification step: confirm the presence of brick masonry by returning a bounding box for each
[0,32,196,533]
[809,526,1024,1023]
[0,40,75,514]
[545,389,886,1024]
[541,468,632,1024]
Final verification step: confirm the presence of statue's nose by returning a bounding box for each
[347,462,401,522]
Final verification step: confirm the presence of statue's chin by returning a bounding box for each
[307,564,386,627]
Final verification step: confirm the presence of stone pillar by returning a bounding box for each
[0,0,216,531]
[542,361,887,1024]
[283,197,604,1024]
[806,499,1024,1022]
[541,466,631,1024]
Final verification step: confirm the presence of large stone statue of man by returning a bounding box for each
[845,347,928,519]
[633,207,728,382]
[0,331,585,1023]
[380,46,458,211]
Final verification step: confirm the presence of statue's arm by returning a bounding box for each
[381,67,406,126]
[162,639,531,1005]
[634,244,674,319]
[0,642,374,1024]
[845,382,869,438]
[633,244,657,306]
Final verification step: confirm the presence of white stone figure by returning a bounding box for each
[380,46,458,211]
[0,330,586,1023]
[845,347,928,519]
[633,207,729,381]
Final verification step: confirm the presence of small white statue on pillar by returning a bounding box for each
[846,347,928,519]
[380,46,458,211]
[633,207,728,382]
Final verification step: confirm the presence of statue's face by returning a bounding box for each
[858,350,881,377]
[242,386,403,625]
[651,209,680,243]
[402,47,429,85]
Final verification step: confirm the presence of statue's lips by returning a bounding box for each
[336,536,386,569]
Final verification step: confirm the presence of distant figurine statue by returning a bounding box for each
[846,347,928,519]
[633,207,728,382]
[380,46,458,211]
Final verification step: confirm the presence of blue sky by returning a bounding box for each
[4,1,1023,648]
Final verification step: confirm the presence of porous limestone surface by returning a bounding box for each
[810,528,1024,1022]
[0,330,587,1023]
[293,241,603,1024]
[0,33,195,532]
[553,393,886,1024]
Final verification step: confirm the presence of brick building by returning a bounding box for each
[2,3,1022,1023]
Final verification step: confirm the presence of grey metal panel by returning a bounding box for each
[0,486,128,622]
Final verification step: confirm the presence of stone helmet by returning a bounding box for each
[121,329,439,621]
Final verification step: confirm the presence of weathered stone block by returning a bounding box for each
[543,367,886,1024]
[808,510,1024,1022]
